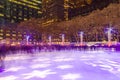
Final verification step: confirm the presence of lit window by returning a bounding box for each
[6,34,10,36]
[0,37,3,39]
[12,34,16,36]
[0,29,3,32]
[18,34,22,36]
[0,33,3,36]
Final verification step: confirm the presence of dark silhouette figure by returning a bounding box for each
[0,45,6,72]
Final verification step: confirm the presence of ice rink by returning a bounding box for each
[0,49,120,80]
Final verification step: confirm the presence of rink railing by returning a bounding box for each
[0,41,118,47]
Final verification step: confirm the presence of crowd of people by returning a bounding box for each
[0,43,120,54]
[0,43,120,72]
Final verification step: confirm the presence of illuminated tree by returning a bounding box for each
[17,3,120,42]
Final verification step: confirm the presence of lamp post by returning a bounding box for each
[79,31,84,46]
[61,34,65,45]
[48,35,52,45]
[107,28,112,46]
[26,36,30,45]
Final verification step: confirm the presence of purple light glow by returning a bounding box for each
[26,36,30,40]
[26,35,30,45]
[105,27,114,34]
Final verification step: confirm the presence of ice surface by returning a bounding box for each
[0,50,120,80]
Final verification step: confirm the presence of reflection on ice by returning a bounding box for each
[5,66,25,72]
[54,58,74,62]
[30,64,51,69]
[99,64,113,71]
[33,58,50,62]
[61,73,82,80]
[0,75,18,80]
[22,69,56,79]
[56,65,73,69]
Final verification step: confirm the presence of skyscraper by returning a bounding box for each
[0,0,42,25]
[42,0,65,25]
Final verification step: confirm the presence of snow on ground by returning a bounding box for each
[0,50,120,80]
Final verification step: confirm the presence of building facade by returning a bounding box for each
[67,0,119,19]
[0,27,41,45]
[0,0,118,25]
[0,0,42,25]
[42,0,65,25]
[42,0,119,25]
